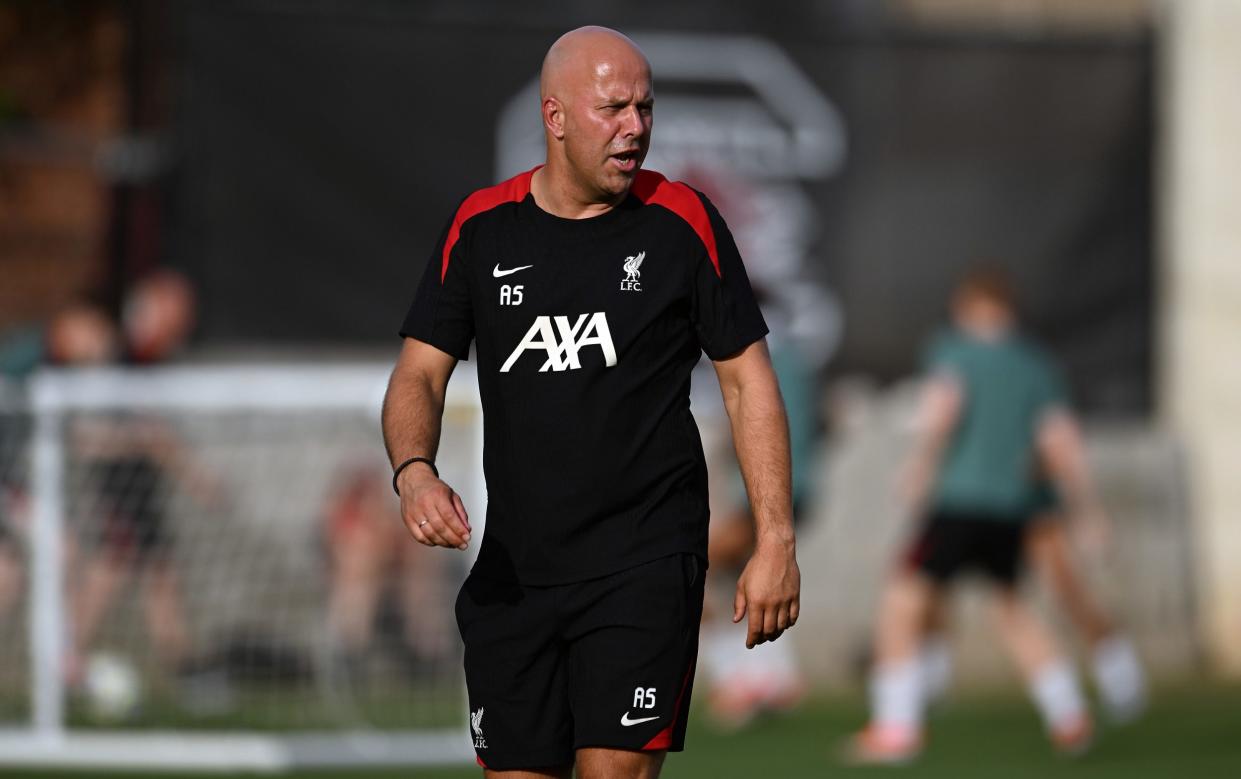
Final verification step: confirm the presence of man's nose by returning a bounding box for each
[620,106,646,139]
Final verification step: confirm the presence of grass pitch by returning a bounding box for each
[4,683,1239,778]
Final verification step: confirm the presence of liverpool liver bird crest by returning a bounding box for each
[623,251,645,282]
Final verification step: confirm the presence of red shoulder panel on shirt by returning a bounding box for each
[630,169,721,277]
[440,167,536,282]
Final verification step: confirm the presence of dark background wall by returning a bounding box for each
[170,1,1152,414]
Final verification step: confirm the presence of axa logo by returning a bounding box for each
[471,707,487,749]
[500,312,618,373]
[620,251,645,292]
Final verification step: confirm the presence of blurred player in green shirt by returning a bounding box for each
[847,268,1098,763]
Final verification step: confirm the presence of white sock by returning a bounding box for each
[871,658,923,731]
[1028,660,1087,732]
[920,634,952,703]
[1092,635,1146,722]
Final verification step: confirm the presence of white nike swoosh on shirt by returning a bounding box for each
[493,263,534,278]
[620,712,660,727]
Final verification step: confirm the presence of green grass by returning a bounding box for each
[64,686,464,731]
[4,683,1240,778]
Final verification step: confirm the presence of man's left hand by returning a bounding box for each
[733,540,800,648]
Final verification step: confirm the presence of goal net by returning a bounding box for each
[0,363,482,771]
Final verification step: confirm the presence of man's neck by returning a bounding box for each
[531,162,627,220]
[960,319,1013,342]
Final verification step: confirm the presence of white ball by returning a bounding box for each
[84,652,142,721]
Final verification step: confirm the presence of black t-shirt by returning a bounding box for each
[401,167,768,585]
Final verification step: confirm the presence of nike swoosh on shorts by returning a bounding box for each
[493,263,534,278]
[620,712,660,726]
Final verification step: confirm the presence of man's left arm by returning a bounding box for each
[713,338,800,649]
[1037,408,1112,550]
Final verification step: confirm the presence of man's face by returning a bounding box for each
[952,290,1012,332]
[561,57,653,201]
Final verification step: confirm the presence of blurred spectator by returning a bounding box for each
[67,270,210,690]
[1,301,120,379]
[122,269,195,364]
[322,464,454,683]
[846,268,1095,763]
[0,301,120,622]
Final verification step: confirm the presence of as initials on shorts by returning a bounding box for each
[633,687,656,709]
[500,312,618,373]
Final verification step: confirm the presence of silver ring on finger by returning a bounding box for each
[418,520,429,527]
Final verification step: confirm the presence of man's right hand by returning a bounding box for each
[397,464,471,550]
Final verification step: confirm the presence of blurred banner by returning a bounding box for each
[172,1,1151,414]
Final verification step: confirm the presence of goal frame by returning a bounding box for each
[4,362,483,771]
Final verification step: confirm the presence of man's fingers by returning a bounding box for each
[432,500,468,549]
[405,486,472,550]
[399,500,434,546]
[733,585,746,624]
[452,492,471,533]
[789,598,800,625]
[414,516,446,547]
[744,599,799,647]
[406,516,433,546]
[762,605,779,639]
[747,606,765,648]
[777,606,791,632]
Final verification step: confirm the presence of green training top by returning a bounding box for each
[925,328,1067,521]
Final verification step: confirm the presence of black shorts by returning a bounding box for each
[455,553,705,772]
[904,511,1027,586]
[89,456,168,561]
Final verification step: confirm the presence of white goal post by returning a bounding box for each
[0,362,484,771]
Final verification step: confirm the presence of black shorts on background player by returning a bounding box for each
[904,511,1027,586]
[88,455,168,561]
[457,554,704,770]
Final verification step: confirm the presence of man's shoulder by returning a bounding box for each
[631,168,705,215]
[434,169,536,280]
[630,168,720,271]
[453,168,537,227]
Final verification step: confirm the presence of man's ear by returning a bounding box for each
[543,97,565,141]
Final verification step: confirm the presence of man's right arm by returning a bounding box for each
[382,337,471,550]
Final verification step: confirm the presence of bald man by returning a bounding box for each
[383,26,800,779]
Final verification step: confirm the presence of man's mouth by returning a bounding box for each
[609,149,640,173]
